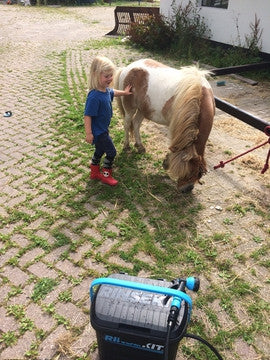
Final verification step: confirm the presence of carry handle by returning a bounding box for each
[90,277,192,313]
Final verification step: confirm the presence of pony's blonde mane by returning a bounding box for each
[168,66,210,183]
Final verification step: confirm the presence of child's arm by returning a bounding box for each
[84,115,94,144]
[114,84,132,97]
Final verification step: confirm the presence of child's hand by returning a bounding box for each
[86,133,94,144]
[124,84,132,95]
[114,85,133,97]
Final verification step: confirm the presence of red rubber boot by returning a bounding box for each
[90,164,101,180]
[100,168,118,186]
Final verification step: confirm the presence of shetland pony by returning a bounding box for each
[115,59,215,192]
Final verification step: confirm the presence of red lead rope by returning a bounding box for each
[214,126,270,174]
[261,147,270,174]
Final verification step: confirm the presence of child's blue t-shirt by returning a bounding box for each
[84,88,114,138]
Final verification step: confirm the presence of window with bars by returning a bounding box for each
[201,0,229,9]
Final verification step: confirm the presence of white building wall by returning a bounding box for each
[160,0,270,54]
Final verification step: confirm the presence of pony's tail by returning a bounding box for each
[114,68,125,118]
[168,67,208,183]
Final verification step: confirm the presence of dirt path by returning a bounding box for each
[0,4,269,360]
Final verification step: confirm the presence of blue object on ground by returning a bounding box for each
[217,80,226,86]
[3,111,12,117]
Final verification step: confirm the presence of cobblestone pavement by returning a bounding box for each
[0,4,269,360]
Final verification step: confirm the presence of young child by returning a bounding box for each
[84,56,132,186]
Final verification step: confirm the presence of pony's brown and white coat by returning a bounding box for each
[115,59,215,191]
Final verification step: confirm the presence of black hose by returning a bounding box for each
[184,333,224,360]
[164,324,172,360]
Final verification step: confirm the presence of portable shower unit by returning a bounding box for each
[90,273,201,360]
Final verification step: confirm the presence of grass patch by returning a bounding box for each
[31,278,58,302]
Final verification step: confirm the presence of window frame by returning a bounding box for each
[201,0,229,9]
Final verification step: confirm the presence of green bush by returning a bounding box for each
[128,14,174,51]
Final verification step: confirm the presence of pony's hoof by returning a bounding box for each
[123,145,131,152]
[162,155,170,170]
[178,183,194,193]
[135,143,146,153]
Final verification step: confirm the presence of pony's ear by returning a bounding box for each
[196,156,207,179]
[198,162,207,179]
[190,156,207,180]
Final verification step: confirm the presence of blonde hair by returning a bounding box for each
[88,56,116,91]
